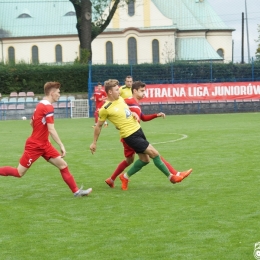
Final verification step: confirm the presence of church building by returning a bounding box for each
[0,0,234,65]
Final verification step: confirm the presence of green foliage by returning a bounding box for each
[1,61,260,95]
[255,24,260,61]
[256,44,260,62]
[80,48,91,64]
[0,114,260,259]
[0,63,89,94]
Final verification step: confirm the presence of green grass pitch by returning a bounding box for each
[0,113,259,259]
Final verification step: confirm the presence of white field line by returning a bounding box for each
[2,134,188,158]
[151,133,188,145]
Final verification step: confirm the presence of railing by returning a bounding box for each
[87,59,260,116]
[0,101,72,120]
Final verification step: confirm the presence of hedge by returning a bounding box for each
[0,63,88,95]
[0,62,260,95]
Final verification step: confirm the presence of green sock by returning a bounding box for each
[152,155,171,177]
[126,159,149,177]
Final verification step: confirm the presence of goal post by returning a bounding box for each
[71,99,89,118]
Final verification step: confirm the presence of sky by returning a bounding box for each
[207,0,260,63]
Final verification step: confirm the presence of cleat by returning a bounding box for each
[105,178,114,188]
[104,123,108,128]
[74,186,92,197]
[179,168,192,179]
[119,173,129,190]
[169,174,183,184]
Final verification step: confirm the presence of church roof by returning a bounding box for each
[152,0,233,31]
[175,38,223,61]
[0,0,230,62]
[0,0,233,39]
[0,0,77,38]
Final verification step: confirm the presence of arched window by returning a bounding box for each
[17,13,31,18]
[217,48,224,59]
[152,39,160,64]
[8,47,15,63]
[106,41,113,64]
[55,44,62,63]
[128,37,137,65]
[128,0,135,16]
[64,11,75,16]
[32,45,39,64]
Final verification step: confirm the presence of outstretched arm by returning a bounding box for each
[140,112,166,122]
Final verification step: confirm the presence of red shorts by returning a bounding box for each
[19,137,60,168]
[121,138,135,158]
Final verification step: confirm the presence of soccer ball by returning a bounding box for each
[22,116,27,120]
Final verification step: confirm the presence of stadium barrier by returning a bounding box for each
[140,100,260,115]
[1,98,260,120]
[0,99,89,120]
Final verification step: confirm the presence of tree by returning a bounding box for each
[69,0,132,63]
[256,24,260,61]
[161,41,175,64]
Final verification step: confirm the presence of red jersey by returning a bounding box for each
[93,89,107,109]
[124,97,157,122]
[31,100,54,142]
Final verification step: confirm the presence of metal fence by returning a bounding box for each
[88,60,260,116]
[0,101,72,120]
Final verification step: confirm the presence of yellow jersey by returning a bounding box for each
[99,97,140,138]
[119,85,132,99]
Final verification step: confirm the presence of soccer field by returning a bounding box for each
[0,113,259,259]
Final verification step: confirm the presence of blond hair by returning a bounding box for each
[104,79,119,94]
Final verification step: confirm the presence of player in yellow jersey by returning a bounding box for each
[90,79,192,190]
[105,81,192,188]
[119,75,133,99]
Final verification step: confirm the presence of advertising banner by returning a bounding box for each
[141,82,260,103]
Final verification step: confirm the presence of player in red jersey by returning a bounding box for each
[0,82,92,197]
[105,81,192,188]
[90,82,108,127]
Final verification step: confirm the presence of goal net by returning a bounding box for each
[71,99,89,118]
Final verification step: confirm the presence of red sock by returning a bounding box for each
[111,160,129,180]
[0,166,21,177]
[160,156,178,175]
[60,167,78,193]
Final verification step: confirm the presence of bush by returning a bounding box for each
[0,63,88,94]
[1,62,260,95]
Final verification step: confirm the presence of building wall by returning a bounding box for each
[92,29,175,64]
[106,0,172,29]
[2,36,79,64]
[206,31,233,62]
[176,30,233,63]
[0,0,232,64]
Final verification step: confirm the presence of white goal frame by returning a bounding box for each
[70,99,89,118]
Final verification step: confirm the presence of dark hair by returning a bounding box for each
[125,75,133,81]
[97,82,102,86]
[131,81,146,93]
[44,82,60,95]
[104,79,119,94]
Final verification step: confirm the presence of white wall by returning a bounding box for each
[92,29,175,64]
[105,0,172,29]
[207,31,233,63]
[3,36,79,64]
